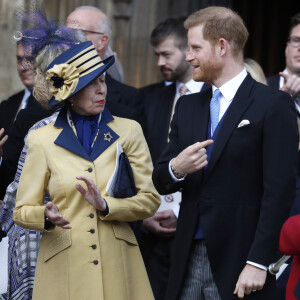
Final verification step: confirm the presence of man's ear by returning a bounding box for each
[217,38,228,57]
[96,34,109,54]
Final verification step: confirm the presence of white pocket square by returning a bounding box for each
[237,119,250,128]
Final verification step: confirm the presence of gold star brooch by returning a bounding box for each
[104,132,113,142]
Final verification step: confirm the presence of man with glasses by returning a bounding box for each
[66,6,143,126]
[267,12,300,300]
[0,43,35,137]
[268,13,300,103]
[0,42,47,200]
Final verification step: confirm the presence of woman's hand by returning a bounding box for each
[76,176,107,212]
[45,202,71,229]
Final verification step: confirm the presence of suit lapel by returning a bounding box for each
[161,84,177,140]
[192,89,212,143]
[90,108,119,161]
[54,108,119,161]
[200,82,212,92]
[204,75,255,179]
[105,74,121,103]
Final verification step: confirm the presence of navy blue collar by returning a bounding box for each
[54,107,119,161]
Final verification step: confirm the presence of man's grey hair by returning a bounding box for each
[75,6,112,40]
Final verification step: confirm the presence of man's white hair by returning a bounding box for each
[75,6,112,40]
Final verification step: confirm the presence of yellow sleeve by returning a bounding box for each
[101,121,160,222]
[13,130,50,231]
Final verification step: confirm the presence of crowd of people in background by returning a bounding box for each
[0,3,300,300]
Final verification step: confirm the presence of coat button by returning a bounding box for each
[93,260,98,265]
[87,167,93,173]
[91,244,97,249]
[90,229,95,234]
[89,213,94,218]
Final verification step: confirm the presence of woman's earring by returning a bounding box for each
[71,102,74,107]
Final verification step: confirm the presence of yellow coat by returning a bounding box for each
[13,108,160,300]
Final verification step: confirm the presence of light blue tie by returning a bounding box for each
[210,89,221,135]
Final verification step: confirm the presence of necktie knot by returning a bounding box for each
[213,89,221,100]
[179,84,189,97]
[210,89,221,135]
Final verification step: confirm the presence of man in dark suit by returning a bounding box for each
[0,106,50,199]
[139,17,209,300]
[66,6,142,125]
[267,12,300,300]
[267,12,300,165]
[0,43,47,199]
[0,128,8,208]
[152,6,298,300]
[0,43,35,136]
[267,13,300,101]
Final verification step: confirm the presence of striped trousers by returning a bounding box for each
[180,240,222,300]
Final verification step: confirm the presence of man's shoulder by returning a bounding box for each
[106,74,137,93]
[105,75,139,107]
[0,90,25,108]
[142,83,176,110]
[144,82,176,98]
[106,100,140,122]
[250,80,294,111]
[14,105,50,130]
[186,87,211,100]
[266,74,280,88]
[138,81,166,94]
[252,79,286,97]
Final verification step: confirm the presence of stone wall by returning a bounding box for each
[0,0,25,101]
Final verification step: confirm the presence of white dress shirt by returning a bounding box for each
[19,88,31,110]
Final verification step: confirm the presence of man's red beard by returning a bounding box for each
[192,58,222,83]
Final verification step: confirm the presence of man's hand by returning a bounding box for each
[143,210,177,237]
[279,72,300,98]
[0,128,8,157]
[158,209,177,228]
[172,140,213,176]
[234,264,267,298]
[45,202,71,229]
[76,176,107,212]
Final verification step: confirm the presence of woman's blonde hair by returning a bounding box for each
[33,44,71,107]
[244,58,267,85]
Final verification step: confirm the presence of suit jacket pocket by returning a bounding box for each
[43,230,71,262]
[112,221,138,245]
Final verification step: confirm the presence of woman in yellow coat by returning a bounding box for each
[13,40,160,300]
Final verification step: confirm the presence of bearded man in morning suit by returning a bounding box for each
[152,6,298,300]
[139,17,209,300]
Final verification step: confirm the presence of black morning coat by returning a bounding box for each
[153,75,299,300]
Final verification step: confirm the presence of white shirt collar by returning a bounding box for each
[212,68,248,102]
[20,87,31,110]
[176,79,204,95]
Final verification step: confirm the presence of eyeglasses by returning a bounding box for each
[17,56,34,67]
[76,28,104,35]
[288,36,300,48]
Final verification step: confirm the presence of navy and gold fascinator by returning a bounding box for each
[46,41,115,101]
